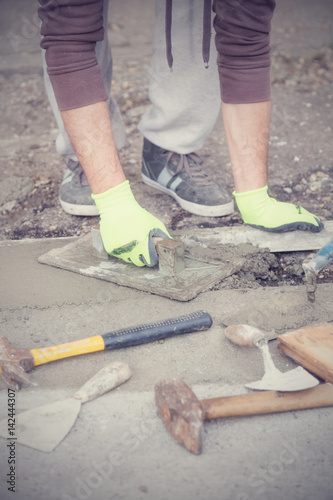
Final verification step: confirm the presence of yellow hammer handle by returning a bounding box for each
[30,335,105,366]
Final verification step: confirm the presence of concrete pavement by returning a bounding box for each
[0,237,333,500]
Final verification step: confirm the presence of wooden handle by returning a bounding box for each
[224,324,265,348]
[201,383,333,420]
[74,362,132,403]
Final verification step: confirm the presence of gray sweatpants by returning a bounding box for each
[42,0,220,161]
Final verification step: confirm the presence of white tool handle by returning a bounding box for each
[73,361,132,403]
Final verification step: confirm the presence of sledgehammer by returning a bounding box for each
[0,311,212,390]
[155,378,333,455]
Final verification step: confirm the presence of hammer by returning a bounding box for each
[0,311,212,390]
[155,378,333,454]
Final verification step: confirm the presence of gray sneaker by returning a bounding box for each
[59,160,99,216]
[141,138,234,217]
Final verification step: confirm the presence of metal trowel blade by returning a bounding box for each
[0,398,81,452]
[245,366,319,392]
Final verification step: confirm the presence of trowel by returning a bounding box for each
[37,228,241,301]
[224,324,319,392]
[0,361,131,452]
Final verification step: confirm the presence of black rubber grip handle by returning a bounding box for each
[101,310,213,350]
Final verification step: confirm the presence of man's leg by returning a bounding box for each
[42,0,126,216]
[222,100,323,231]
[222,101,270,193]
[139,0,234,217]
[139,0,220,154]
[214,0,323,232]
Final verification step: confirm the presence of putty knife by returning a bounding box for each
[0,361,131,452]
[224,325,319,391]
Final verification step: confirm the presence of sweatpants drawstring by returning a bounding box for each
[165,0,173,70]
[202,0,212,68]
[165,0,212,70]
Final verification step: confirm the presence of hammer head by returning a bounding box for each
[0,337,36,390]
[155,378,203,455]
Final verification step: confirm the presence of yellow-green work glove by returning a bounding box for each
[92,180,171,267]
[234,185,324,233]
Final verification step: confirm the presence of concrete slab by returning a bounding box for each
[0,238,333,500]
[176,221,333,253]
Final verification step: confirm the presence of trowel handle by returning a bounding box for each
[304,238,333,273]
[73,362,132,403]
[224,325,266,348]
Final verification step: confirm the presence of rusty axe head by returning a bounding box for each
[155,378,204,455]
[0,337,36,390]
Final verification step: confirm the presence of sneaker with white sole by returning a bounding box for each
[59,160,99,216]
[141,138,234,217]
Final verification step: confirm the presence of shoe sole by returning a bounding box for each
[142,174,234,217]
[59,198,99,217]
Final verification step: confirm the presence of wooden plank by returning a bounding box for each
[278,323,333,383]
[175,220,333,253]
